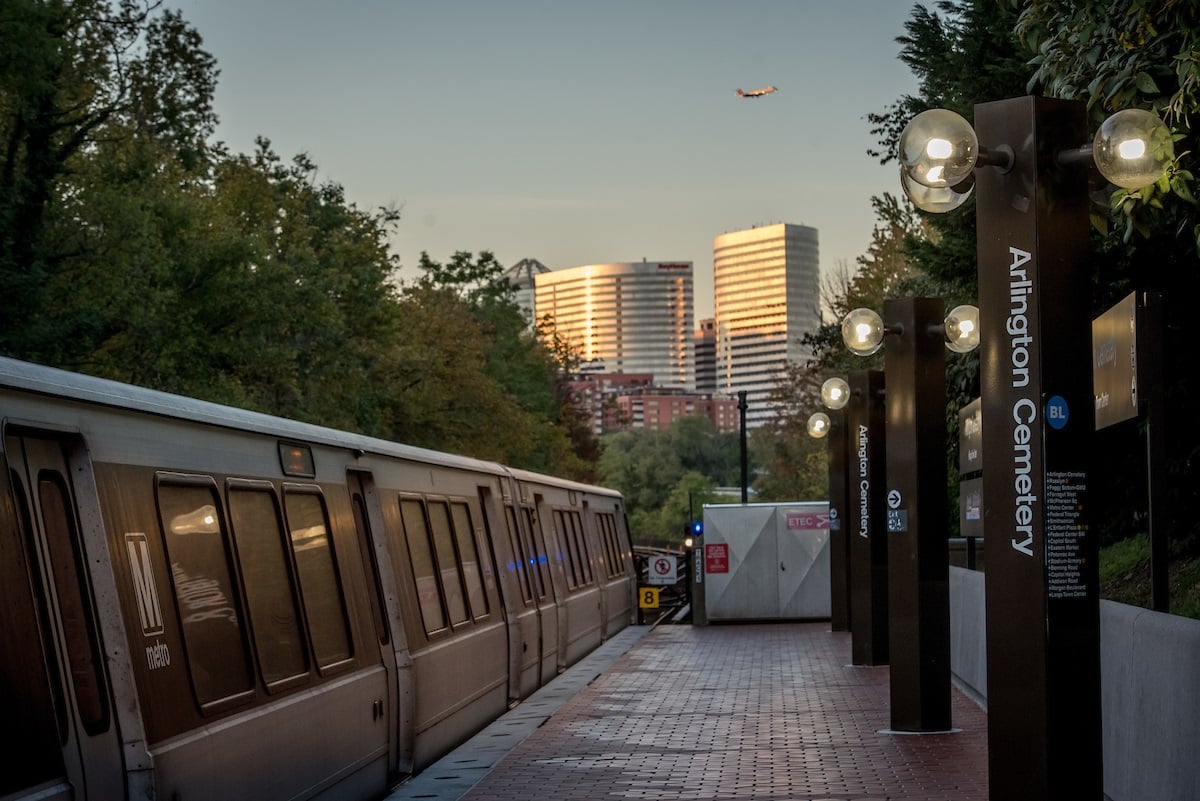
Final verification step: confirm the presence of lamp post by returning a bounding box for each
[846,369,888,666]
[814,377,851,632]
[898,98,1172,800]
[842,301,977,731]
[737,390,748,504]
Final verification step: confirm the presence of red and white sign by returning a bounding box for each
[705,543,729,574]
[785,511,830,530]
[648,555,677,585]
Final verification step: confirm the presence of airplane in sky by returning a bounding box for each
[736,86,778,98]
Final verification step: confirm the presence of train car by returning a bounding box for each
[506,468,636,671]
[0,357,635,801]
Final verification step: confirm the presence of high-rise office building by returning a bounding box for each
[713,223,820,427]
[534,261,694,389]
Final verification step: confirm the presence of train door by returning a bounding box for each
[501,502,542,694]
[346,471,402,775]
[3,432,124,801]
[520,501,559,681]
[581,501,609,640]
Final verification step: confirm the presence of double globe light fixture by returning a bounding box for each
[898,106,1173,213]
[807,376,851,439]
[841,303,980,356]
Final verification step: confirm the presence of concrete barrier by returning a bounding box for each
[948,566,1200,801]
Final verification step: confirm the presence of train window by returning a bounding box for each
[349,488,390,647]
[4,471,66,784]
[400,498,447,633]
[283,490,352,669]
[569,512,593,585]
[157,482,254,708]
[599,514,621,578]
[427,501,469,626]
[608,516,625,577]
[228,486,308,686]
[503,506,532,603]
[523,507,548,599]
[553,510,579,590]
[38,472,111,736]
[450,502,488,619]
[597,513,614,576]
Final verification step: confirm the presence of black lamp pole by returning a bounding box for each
[825,406,851,632]
[975,96,1101,801]
[737,390,748,503]
[846,369,888,664]
[881,298,950,732]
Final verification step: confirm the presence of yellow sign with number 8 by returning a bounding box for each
[639,587,660,609]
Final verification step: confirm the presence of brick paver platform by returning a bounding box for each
[462,623,988,801]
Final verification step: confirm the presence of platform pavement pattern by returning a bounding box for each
[459,623,988,801]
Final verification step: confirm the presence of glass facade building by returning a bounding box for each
[713,223,820,428]
[534,261,694,389]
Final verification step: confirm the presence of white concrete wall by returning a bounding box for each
[948,565,1200,801]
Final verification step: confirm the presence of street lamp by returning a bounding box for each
[821,376,850,409]
[897,98,1171,801]
[901,169,974,213]
[807,412,831,438]
[901,106,1171,192]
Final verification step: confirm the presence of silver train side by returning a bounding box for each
[0,356,636,801]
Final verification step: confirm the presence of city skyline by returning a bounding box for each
[169,1,921,320]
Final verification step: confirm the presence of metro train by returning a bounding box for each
[0,356,636,801]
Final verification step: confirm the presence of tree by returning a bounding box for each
[410,251,599,477]
[805,193,925,374]
[597,417,746,546]
[1010,0,1200,548]
[845,2,1032,513]
[1,1,219,362]
[750,361,829,502]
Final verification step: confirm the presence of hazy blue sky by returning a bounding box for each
[172,1,921,319]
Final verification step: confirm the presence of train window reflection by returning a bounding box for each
[523,507,549,599]
[428,501,468,626]
[283,491,352,668]
[568,512,593,585]
[450,502,488,619]
[503,506,532,603]
[401,498,447,633]
[229,487,307,685]
[158,483,253,707]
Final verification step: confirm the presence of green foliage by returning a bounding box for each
[409,251,599,478]
[597,417,741,546]
[1014,0,1200,247]
[1099,534,1149,587]
[1012,0,1200,549]
[748,361,829,502]
[0,1,598,480]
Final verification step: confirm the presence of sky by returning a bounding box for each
[171,1,921,320]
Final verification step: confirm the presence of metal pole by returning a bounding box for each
[1141,292,1168,612]
[827,407,851,632]
[882,298,949,732]
[847,370,888,664]
[737,390,748,503]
